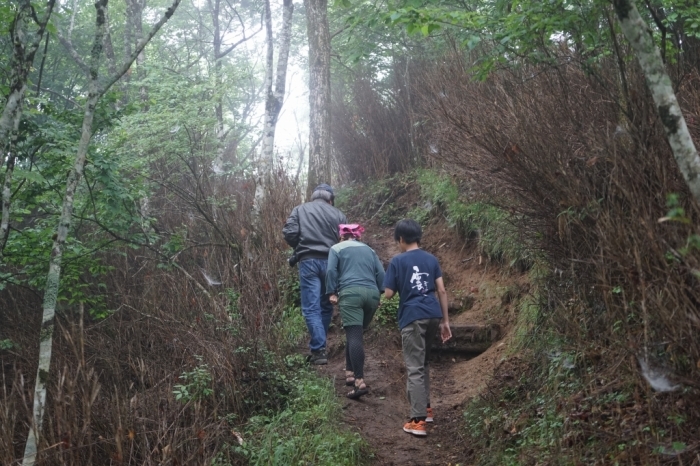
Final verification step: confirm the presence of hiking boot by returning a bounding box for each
[309,349,328,365]
[426,407,434,423]
[403,419,427,436]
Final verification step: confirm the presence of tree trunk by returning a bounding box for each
[0,0,55,262]
[103,5,117,76]
[21,0,105,452]
[0,0,54,146]
[34,31,50,96]
[259,0,276,168]
[294,116,306,185]
[210,0,226,173]
[255,0,294,208]
[22,87,101,466]
[21,1,180,462]
[0,86,26,150]
[304,0,331,200]
[134,0,148,107]
[612,0,700,204]
[208,0,260,174]
[0,113,21,259]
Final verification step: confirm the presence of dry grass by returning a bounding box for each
[331,64,425,181]
[0,159,301,464]
[413,50,700,461]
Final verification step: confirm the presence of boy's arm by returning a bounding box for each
[435,277,452,343]
[382,260,395,298]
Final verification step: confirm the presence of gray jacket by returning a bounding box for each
[283,199,348,261]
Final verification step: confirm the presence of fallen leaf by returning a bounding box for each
[127,429,135,440]
[586,156,598,167]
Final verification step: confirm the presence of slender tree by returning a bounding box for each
[255,0,294,207]
[612,0,700,204]
[304,0,331,199]
[21,0,180,463]
[0,0,55,260]
[209,0,261,173]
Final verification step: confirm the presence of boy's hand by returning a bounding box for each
[440,321,452,343]
[329,294,338,305]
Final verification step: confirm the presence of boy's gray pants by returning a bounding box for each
[401,318,440,420]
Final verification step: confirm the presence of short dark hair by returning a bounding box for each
[394,219,422,245]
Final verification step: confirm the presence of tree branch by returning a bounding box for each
[216,24,262,58]
[56,26,90,74]
[99,0,182,94]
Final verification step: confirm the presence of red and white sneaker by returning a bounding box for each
[426,407,434,423]
[403,419,427,436]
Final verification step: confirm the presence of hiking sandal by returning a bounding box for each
[346,380,368,399]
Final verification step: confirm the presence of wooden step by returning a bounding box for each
[433,323,501,354]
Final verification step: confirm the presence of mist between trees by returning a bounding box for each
[1,0,700,463]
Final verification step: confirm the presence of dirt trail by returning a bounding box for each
[317,221,524,465]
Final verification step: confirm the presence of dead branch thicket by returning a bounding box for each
[0,149,301,464]
[415,52,700,458]
[331,64,424,182]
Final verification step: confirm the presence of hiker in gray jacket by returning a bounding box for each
[326,224,385,399]
[283,184,347,365]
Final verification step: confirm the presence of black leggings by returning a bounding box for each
[344,325,365,379]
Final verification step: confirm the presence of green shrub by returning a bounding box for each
[335,173,409,223]
[0,339,15,350]
[512,294,541,351]
[173,356,214,402]
[405,205,430,225]
[463,356,573,466]
[238,365,369,465]
[276,268,307,345]
[416,170,535,270]
[374,294,399,327]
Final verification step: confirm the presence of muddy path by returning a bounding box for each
[315,221,525,465]
[320,327,472,465]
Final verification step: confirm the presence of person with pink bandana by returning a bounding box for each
[326,224,385,399]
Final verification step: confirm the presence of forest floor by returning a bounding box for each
[315,219,528,465]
